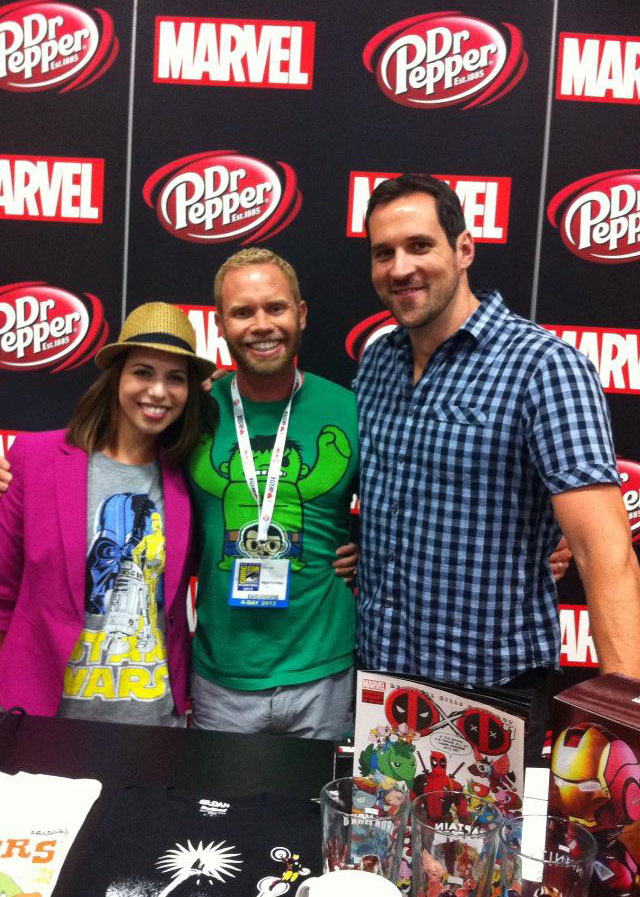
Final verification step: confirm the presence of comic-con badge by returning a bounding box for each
[229,558,290,608]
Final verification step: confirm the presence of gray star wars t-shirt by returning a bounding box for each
[58,452,182,726]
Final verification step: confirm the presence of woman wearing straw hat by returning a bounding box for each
[0,302,215,724]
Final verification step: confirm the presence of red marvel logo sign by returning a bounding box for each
[363,12,527,109]
[177,304,236,370]
[559,605,598,667]
[0,282,107,371]
[0,154,103,222]
[618,457,640,542]
[347,171,510,241]
[143,151,302,244]
[547,170,640,263]
[557,32,640,104]
[0,429,20,456]
[154,16,315,89]
[543,324,640,394]
[0,2,118,92]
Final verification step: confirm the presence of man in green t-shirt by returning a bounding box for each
[188,248,359,738]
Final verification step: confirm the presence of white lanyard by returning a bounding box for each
[230,370,302,543]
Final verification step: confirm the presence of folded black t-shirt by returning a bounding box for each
[67,786,322,896]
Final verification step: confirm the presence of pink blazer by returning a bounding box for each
[0,430,193,717]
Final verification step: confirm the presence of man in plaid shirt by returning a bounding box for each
[355,174,640,758]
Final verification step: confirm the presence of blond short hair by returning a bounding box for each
[213,248,302,309]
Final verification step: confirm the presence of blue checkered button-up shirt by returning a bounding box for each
[354,290,619,686]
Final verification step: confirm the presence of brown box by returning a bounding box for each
[548,674,640,896]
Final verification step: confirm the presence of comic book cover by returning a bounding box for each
[353,670,527,892]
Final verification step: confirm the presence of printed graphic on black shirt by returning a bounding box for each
[79,789,321,897]
[105,843,310,896]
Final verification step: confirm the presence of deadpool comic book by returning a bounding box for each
[352,670,526,892]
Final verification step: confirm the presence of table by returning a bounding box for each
[0,711,335,896]
[0,711,335,794]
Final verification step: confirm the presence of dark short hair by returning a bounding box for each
[365,173,466,250]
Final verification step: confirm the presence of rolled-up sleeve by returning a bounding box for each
[524,344,620,494]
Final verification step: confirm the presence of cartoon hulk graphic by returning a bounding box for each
[190,427,352,571]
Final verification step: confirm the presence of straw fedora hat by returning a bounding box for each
[95,302,216,379]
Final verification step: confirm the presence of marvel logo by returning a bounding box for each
[177,304,235,370]
[557,32,640,104]
[559,605,598,667]
[0,155,103,223]
[348,171,510,242]
[0,430,19,456]
[154,17,315,89]
[362,678,386,691]
[544,324,640,394]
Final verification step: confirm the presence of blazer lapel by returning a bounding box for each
[162,460,190,608]
[55,441,88,605]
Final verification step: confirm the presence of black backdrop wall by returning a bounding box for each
[2,0,639,675]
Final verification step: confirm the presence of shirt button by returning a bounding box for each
[390,503,399,514]
[169,612,174,626]
[389,550,396,561]
[407,408,415,417]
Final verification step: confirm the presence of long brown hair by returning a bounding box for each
[66,351,216,465]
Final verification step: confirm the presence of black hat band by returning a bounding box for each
[124,332,194,353]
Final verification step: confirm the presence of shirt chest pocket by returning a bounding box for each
[420,401,489,483]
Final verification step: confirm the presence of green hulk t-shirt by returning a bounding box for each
[188,372,358,691]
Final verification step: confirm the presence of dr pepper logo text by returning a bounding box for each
[548,169,640,263]
[0,2,118,92]
[154,16,315,89]
[363,12,528,109]
[0,282,108,371]
[143,151,302,244]
[619,458,640,543]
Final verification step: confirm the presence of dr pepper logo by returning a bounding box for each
[0,2,118,92]
[143,151,302,244]
[619,458,640,543]
[548,169,640,263]
[363,12,527,109]
[345,311,397,361]
[0,282,108,371]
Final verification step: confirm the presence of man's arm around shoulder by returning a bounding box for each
[552,484,640,678]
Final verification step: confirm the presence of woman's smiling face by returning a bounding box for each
[116,347,189,445]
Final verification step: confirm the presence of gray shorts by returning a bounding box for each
[191,667,354,739]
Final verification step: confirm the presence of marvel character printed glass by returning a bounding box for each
[499,815,596,897]
[411,790,502,897]
[320,776,411,881]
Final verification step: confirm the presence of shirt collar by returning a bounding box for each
[389,288,508,352]
[459,289,509,348]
